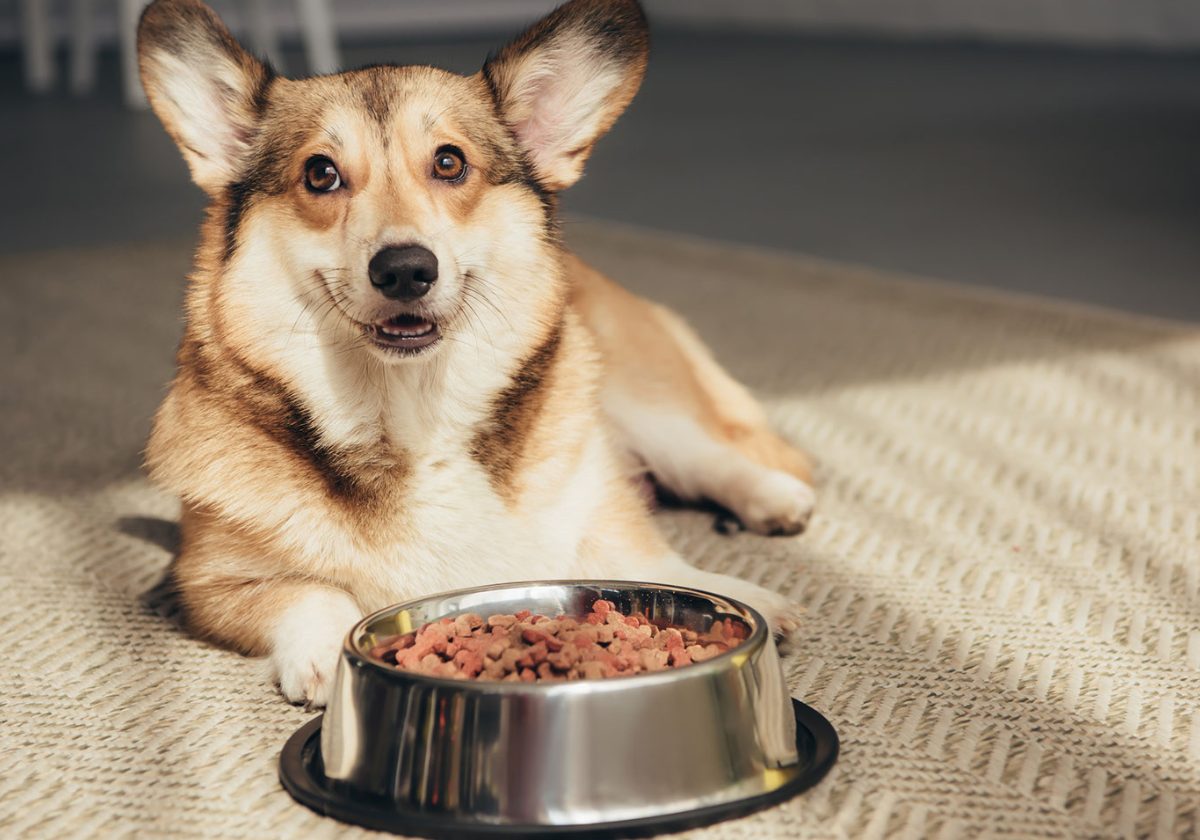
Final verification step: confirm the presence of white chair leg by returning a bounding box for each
[69,0,97,94]
[118,0,150,107]
[245,0,286,73]
[20,0,56,93]
[295,0,339,75]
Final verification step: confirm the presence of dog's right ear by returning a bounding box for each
[138,0,272,195]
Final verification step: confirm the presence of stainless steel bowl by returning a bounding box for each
[280,581,837,837]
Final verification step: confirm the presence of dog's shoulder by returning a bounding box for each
[147,328,407,530]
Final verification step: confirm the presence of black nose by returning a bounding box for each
[368,245,438,300]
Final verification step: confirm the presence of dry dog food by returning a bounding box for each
[368,600,747,682]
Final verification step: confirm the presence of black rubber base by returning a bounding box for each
[279,699,838,839]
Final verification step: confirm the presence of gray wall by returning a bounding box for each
[4,0,1200,50]
[651,0,1200,49]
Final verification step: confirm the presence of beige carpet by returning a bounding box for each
[2,219,1199,838]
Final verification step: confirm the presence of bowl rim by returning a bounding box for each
[341,579,771,695]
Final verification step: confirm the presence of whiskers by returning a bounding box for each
[446,273,499,366]
[284,247,530,374]
[284,268,364,355]
[461,271,514,333]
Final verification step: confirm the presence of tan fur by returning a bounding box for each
[138,0,815,706]
[567,254,813,485]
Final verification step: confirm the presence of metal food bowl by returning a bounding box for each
[279,581,837,837]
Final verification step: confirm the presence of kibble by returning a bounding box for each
[367,600,747,682]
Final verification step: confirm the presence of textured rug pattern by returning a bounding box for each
[2,220,1198,838]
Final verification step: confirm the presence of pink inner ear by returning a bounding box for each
[499,35,631,185]
[513,75,563,163]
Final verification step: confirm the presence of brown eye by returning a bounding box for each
[432,146,466,182]
[304,156,342,192]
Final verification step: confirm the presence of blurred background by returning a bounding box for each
[3,0,1199,320]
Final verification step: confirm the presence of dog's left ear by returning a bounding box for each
[483,0,648,191]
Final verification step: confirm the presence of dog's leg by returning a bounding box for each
[615,408,816,536]
[578,488,803,633]
[173,509,360,708]
[570,256,816,535]
[180,573,359,708]
[267,586,361,707]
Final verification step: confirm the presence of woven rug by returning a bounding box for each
[2,219,1198,838]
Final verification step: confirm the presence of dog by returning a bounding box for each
[137,0,816,707]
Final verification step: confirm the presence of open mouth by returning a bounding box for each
[365,313,442,354]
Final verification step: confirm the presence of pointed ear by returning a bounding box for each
[138,0,273,194]
[482,0,648,192]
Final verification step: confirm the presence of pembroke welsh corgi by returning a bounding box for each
[138,0,816,706]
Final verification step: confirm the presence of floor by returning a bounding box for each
[2,29,1199,320]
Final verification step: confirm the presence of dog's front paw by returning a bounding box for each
[733,470,816,536]
[269,589,361,709]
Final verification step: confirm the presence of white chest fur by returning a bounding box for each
[321,427,613,613]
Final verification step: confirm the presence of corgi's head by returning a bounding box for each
[138,0,646,364]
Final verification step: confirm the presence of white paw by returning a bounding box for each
[715,578,805,638]
[269,589,361,709]
[733,470,816,536]
[751,589,805,638]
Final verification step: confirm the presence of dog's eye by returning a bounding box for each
[432,146,467,182]
[304,156,342,193]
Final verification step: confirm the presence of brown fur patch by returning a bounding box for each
[470,320,565,498]
[180,336,406,509]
